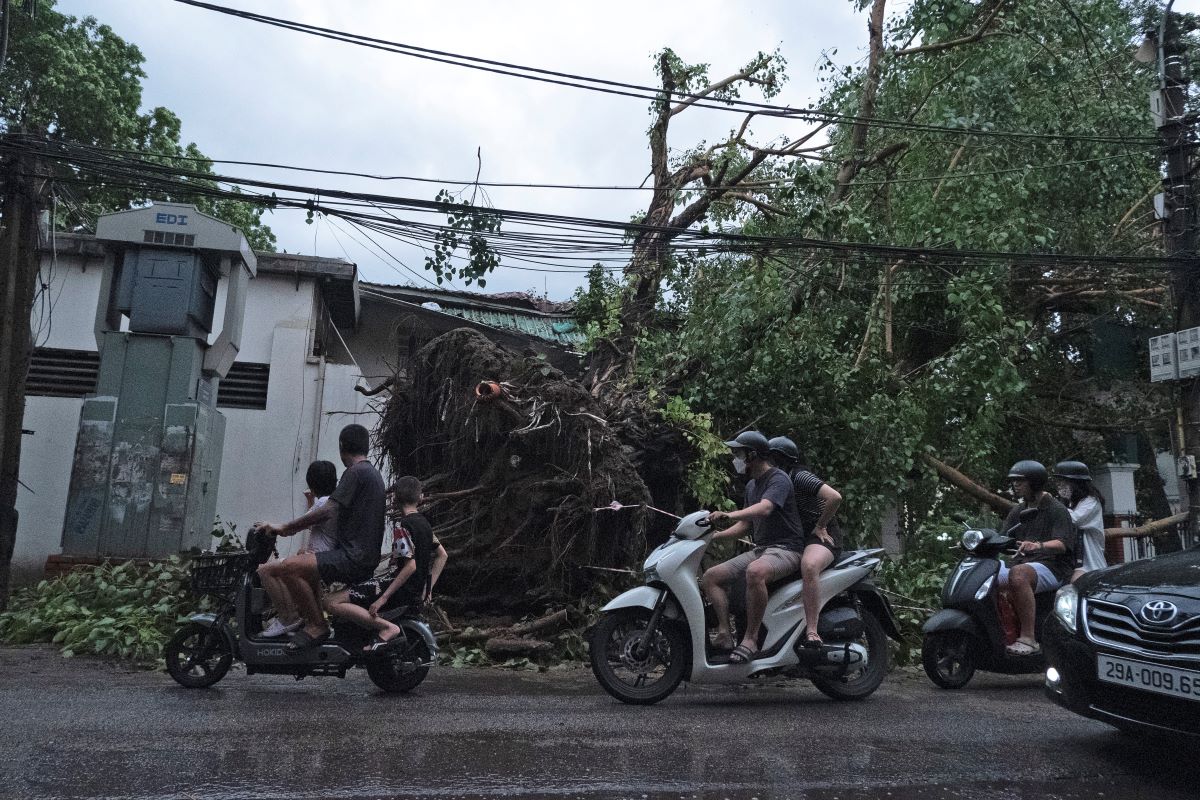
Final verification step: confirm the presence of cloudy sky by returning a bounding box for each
[54,0,1200,299]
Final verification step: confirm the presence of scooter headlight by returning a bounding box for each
[643,565,661,584]
[961,529,984,551]
[974,575,994,601]
[1053,584,1079,631]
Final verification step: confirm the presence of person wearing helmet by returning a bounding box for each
[1052,460,1106,582]
[1000,459,1076,656]
[701,430,806,665]
[768,436,844,647]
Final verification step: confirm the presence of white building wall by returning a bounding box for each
[15,252,380,583]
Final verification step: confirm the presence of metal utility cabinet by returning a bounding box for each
[61,204,256,558]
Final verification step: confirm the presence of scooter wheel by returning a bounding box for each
[811,610,889,701]
[589,608,689,705]
[922,630,976,689]
[366,637,432,693]
[165,622,233,688]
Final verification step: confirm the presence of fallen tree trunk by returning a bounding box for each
[920,453,1015,514]
[1105,512,1189,540]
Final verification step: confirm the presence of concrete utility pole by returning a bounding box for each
[1158,4,1200,540]
[0,149,45,609]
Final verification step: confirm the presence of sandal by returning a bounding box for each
[363,633,402,654]
[802,630,823,648]
[285,627,331,651]
[1006,638,1041,656]
[711,632,736,652]
[728,643,757,664]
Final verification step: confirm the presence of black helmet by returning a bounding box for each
[1052,460,1092,481]
[1007,460,1048,489]
[724,430,770,458]
[768,436,800,464]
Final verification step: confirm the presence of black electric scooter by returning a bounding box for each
[165,527,437,693]
[921,510,1051,689]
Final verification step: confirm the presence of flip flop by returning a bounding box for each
[711,632,736,652]
[802,630,823,648]
[363,633,403,654]
[728,643,756,664]
[285,628,331,652]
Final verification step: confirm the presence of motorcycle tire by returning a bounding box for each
[922,630,976,689]
[811,610,888,701]
[366,635,432,693]
[589,608,689,705]
[165,622,233,689]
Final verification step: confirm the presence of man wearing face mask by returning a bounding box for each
[701,431,805,665]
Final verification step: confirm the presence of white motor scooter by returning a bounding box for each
[589,511,903,705]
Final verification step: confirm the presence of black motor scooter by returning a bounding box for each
[165,527,437,693]
[921,510,1052,689]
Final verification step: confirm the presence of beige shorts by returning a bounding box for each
[717,546,804,583]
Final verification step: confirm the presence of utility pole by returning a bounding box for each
[1158,4,1200,541]
[0,148,44,610]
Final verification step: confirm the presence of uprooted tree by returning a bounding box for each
[378,0,1192,616]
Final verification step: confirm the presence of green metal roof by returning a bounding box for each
[439,307,585,348]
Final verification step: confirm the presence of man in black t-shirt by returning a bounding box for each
[259,424,386,651]
[325,475,433,652]
[702,431,806,665]
[999,460,1076,656]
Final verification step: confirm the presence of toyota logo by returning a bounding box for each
[1139,600,1179,625]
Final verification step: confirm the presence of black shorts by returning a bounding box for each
[315,549,371,585]
[347,576,416,611]
[803,535,842,564]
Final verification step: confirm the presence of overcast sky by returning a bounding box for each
[54,0,1200,299]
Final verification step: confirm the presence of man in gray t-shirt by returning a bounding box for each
[259,424,386,651]
[700,431,806,665]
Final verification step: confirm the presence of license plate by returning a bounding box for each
[1097,653,1200,703]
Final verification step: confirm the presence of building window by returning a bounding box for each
[142,230,196,247]
[217,362,270,410]
[26,348,100,398]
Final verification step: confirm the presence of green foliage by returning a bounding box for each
[571,263,622,344]
[3,1,275,250]
[424,189,501,287]
[0,559,198,665]
[658,394,734,509]
[877,519,968,664]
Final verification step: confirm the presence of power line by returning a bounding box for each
[171,0,1160,147]
[13,135,1179,274]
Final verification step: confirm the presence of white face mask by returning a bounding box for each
[1057,486,1073,502]
[732,456,747,475]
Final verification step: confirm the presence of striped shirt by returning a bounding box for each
[790,469,842,546]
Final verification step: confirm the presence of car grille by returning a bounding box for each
[1084,599,1200,659]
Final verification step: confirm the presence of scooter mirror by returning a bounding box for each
[1018,508,1040,523]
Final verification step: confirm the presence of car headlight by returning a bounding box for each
[962,529,984,551]
[1053,584,1078,631]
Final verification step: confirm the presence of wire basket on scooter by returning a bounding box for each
[189,551,251,596]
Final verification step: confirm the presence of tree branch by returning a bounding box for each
[895,0,1011,56]
[669,57,771,117]
[920,453,1015,514]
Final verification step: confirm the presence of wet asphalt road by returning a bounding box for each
[0,645,1196,800]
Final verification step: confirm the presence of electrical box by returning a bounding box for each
[1177,326,1200,378]
[1150,333,1179,382]
[115,248,219,337]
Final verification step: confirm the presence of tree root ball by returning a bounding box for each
[379,328,670,612]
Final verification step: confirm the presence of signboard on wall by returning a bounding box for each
[1178,326,1200,379]
[1150,332,1179,382]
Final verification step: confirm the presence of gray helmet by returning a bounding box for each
[1007,460,1048,489]
[768,436,800,463]
[1052,460,1092,481]
[724,430,770,458]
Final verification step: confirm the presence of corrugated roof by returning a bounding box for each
[443,308,585,347]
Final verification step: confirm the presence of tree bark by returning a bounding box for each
[0,152,44,609]
[829,0,888,206]
[920,453,1015,514]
